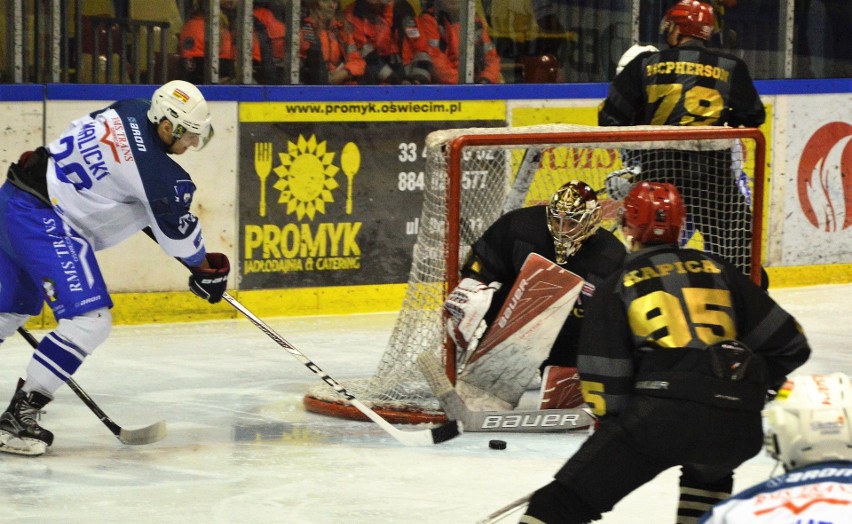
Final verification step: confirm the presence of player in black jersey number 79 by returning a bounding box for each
[599,0,765,277]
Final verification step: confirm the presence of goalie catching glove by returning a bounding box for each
[604,165,640,201]
[189,252,230,304]
[443,278,501,351]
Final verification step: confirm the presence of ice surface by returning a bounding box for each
[0,284,849,523]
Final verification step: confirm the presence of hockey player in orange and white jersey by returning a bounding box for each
[0,80,230,456]
[698,372,852,523]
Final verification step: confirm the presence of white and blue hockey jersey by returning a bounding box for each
[698,460,852,523]
[45,98,206,267]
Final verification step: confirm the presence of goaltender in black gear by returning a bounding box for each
[444,180,625,411]
[520,182,811,524]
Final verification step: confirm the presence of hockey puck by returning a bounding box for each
[488,439,507,450]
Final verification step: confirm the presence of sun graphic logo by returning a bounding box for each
[272,135,341,220]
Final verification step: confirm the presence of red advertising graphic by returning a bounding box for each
[797,122,852,231]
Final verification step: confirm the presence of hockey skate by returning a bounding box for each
[0,387,54,456]
[538,366,585,410]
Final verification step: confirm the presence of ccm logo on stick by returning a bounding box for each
[480,413,581,429]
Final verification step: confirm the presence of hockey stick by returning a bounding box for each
[140,227,459,445]
[417,351,593,432]
[219,292,460,446]
[16,327,167,445]
[478,493,532,524]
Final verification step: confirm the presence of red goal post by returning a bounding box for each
[303,124,767,424]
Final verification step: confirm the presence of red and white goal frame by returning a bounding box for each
[303,124,767,424]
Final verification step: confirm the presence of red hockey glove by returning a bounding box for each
[189,252,230,304]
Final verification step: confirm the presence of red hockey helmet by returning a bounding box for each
[660,1,715,41]
[620,182,685,245]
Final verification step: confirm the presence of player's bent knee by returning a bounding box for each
[0,313,30,340]
[55,308,112,354]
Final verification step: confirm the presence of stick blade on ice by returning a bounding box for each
[118,420,168,445]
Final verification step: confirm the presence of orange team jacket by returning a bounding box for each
[418,8,500,84]
[344,0,428,69]
[300,16,366,79]
[253,6,286,61]
[179,14,235,60]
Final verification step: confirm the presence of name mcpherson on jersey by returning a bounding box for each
[645,61,731,82]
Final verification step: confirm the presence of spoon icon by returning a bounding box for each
[340,142,361,215]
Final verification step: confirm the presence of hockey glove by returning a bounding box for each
[443,278,501,351]
[604,165,640,201]
[189,252,230,304]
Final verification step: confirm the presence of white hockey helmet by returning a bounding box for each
[147,80,213,151]
[616,44,659,75]
[764,372,852,471]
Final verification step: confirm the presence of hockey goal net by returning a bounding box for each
[303,124,767,424]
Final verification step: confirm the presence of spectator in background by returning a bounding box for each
[417,0,501,84]
[252,1,287,84]
[300,0,366,84]
[178,5,236,83]
[344,0,433,84]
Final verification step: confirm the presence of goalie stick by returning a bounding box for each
[220,292,460,446]
[16,327,167,445]
[417,351,593,432]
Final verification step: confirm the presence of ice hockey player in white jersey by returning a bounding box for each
[699,372,852,523]
[0,80,230,456]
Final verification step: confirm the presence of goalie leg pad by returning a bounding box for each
[457,345,545,410]
[539,366,584,410]
[456,379,514,412]
[457,253,584,410]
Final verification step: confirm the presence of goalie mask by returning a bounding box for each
[147,80,214,151]
[546,180,602,264]
[764,373,852,471]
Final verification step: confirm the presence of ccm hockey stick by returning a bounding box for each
[142,228,459,445]
[220,292,460,446]
[417,351,593,432]
[16,327,167,445]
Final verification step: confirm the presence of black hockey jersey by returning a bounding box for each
[463,205,627,367]
[598,43,765,128]
[577,244,810,417]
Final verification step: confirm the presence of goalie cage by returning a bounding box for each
[303,124,766,424]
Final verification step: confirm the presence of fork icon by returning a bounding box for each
[254,142,273,217]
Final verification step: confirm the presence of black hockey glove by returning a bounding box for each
[189,252,230,304]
